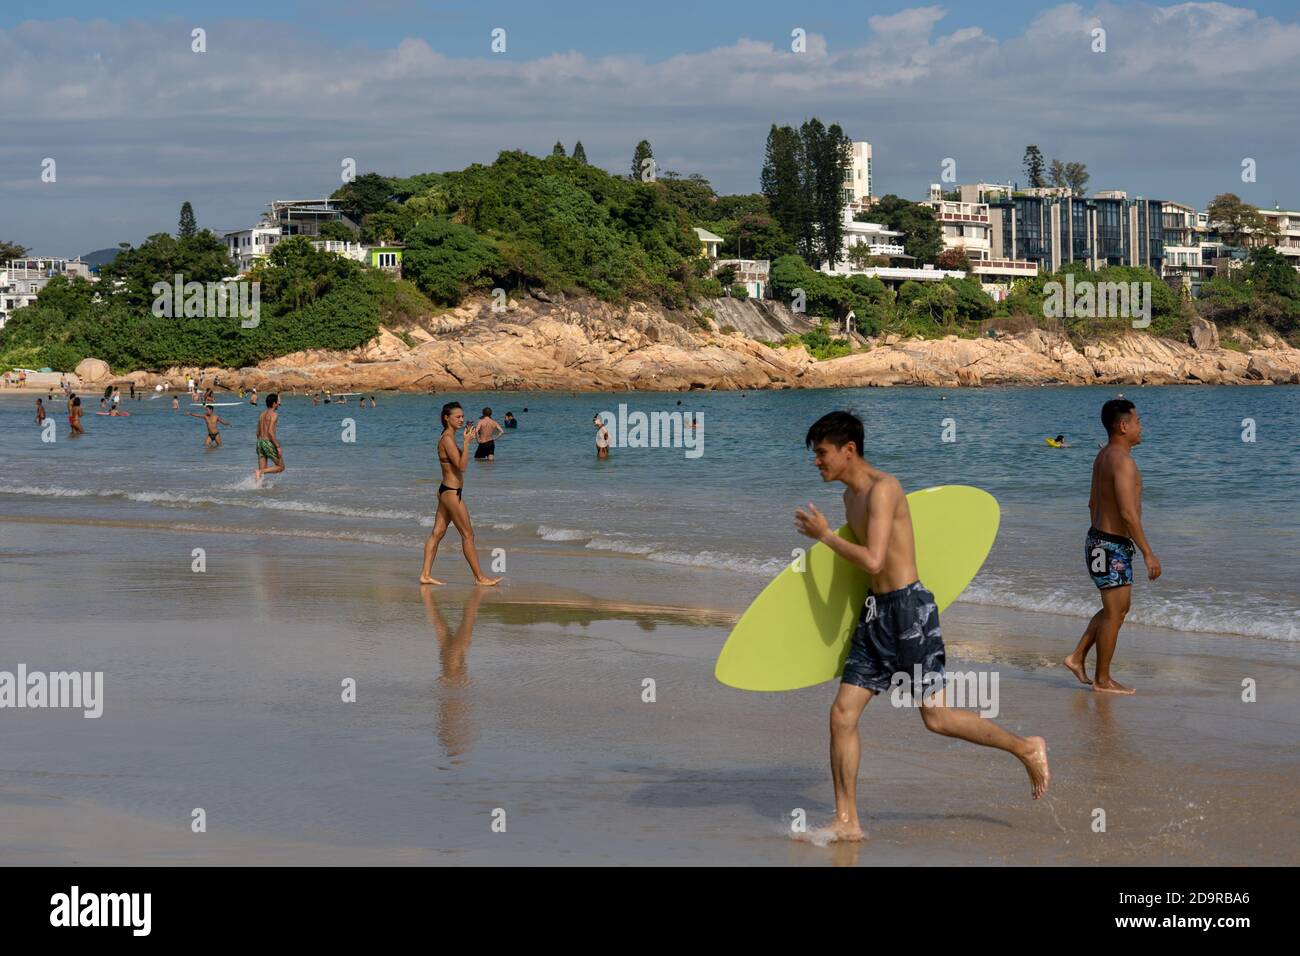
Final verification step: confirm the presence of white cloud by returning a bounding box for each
[2,3,1298,252]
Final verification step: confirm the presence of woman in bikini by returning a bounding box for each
[419,401,502,587]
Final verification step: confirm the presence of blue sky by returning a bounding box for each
[3,1,1299,253]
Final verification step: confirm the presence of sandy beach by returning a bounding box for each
[3,516,1295,866]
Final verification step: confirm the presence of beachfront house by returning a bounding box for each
[224,199,360,273]
[694,227,724,259]
[0,257,94,329]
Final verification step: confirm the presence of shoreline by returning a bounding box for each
[8,296,1300,393]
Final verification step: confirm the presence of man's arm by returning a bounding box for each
[795,482,896,575]
[1113,457,1161,579]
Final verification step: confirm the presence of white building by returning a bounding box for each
[0,257,94,329]
[842,141,873,211]
[224,199,359,274]
[922,185,1038,296]
[1256,206,1300,265]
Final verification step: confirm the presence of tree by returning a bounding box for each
[631,140,654,181]
[0,240,26,263]
[936,245,972,271]
[318,220,356,242]
[867,195,943,263]
[572,141,588,164]
[1048,159,1089,196]
[552,141,566,157]
[331,172,395,221]
[402,218,501,305]
[760,125,807,257]
[178,202,198,239]
[800,119,852,268]
[1023,145,1045,188]
[1206,193,1276,248]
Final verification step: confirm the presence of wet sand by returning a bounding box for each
[2,518,1296,865]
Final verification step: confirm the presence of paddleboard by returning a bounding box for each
[1045,437,1063,448]
[714,485,999,692]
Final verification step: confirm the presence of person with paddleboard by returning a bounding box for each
[188,404,232,447]
[418,401,501,587]
[1063,399,1161,695]
[794,411,1049,842]
[253,394,285,482]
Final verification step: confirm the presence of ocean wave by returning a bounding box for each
[0,484,420,522]
[961,578,1299,642]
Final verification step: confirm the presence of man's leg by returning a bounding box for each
[261,451,286,476]
[1092,585,1133,694]
[1064,609,1103,685]
[824,682,874,840]
[919,686,1050,799]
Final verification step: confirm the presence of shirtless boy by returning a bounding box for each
[188,404,231,447]
[1064,399,1161,694]
[795,411,1049,843]
[253,394,285,481]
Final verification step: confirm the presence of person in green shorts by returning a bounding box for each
[253,393,285,482]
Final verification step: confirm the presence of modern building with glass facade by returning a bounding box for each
[988,194,1165,274]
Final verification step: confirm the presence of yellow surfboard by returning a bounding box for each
[714,485,999,692]
[1045,437,1063,448]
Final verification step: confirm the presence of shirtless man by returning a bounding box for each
[419,401,501,587]
[473,407,505,461]
[35,398,45,425]
[795,411,1049,843]
[593,414,611,459]
[1064,399,1161,695]
[187,404,231,447]
[253,394,285,482]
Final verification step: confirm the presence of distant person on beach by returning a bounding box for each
[474,407,504,460]
[369,396,376,408]
[188,405,231,447]
[503,412,517,429]
[253,394,285,482]
[1064,399,1161,695]
[99,397,106,410]
[35,398,45,424]
[69,397,84,436]
[171,396,180,411]
[419,401,501,587]
[594,414,611,459]
[794,411,1049,843]
[249,387,258,406]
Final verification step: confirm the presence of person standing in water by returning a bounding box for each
[253,394,285,482]
[593,414,611,459]
[69,397,85,436]
[795,411,1049,843]
[1064,399,1161,695]
[419,401,501,587]
[473,407,504,461]
[188,404,231,447]
[35,398,46,425]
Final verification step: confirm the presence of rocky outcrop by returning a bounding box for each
[1190,316,1219,351]
[145,299,1300,392]
[74,358,111,383]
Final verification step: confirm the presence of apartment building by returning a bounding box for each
[224,199,359,273]
[0,257,94,329]
[989,193,1165,274]
[842,141,873,212]
[922,185,1038,297]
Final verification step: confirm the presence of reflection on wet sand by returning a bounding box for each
[423,586,484,760]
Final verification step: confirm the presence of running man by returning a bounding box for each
[795,411,1049,842]
[474,407,504,461]
[1064,399,1161,695]
[253,394,285,482]
[593,414,611,459]
[187,404,231,447]
[419,401,501,587]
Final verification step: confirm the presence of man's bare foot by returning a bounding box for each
[473,577,502,587]
[797,819,864,845]
[418,576,445,585]
[1093,678,1136,695]
[1019,736,1050,799]
[1063,655,1093,685]
[252,469,261,482]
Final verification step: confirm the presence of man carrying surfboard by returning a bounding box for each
[1064,399,1161,695]
[794,411,1049,841]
